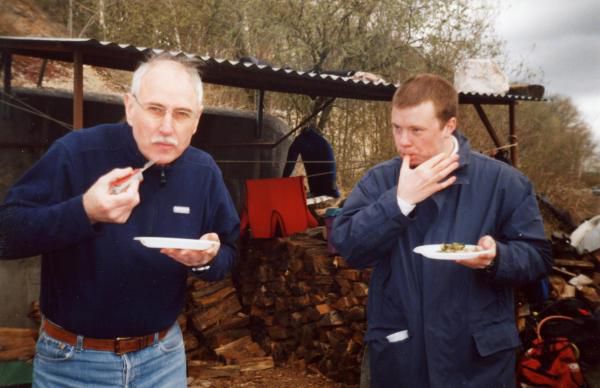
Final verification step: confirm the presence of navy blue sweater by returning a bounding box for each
[0,123,239,338]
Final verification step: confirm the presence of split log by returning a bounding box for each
[0,328,37,361]
[191,286,237,308]
[183,331,200,352]
[317,311,344,327]
[352,282,369,298]
[238,356,274,372]
[267,325,291,340]
[214,335,266,362]
[177,313,188,332]
[187,362,241,379]
[190,293,242,331]
[191,277,232,295]
[554,258,595,270]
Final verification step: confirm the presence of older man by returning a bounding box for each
[0,54,239,387]
[332,74,551,387]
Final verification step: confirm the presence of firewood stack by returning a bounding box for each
[238,234,371,384]
[0,327,36,361]
[183,275,274,380]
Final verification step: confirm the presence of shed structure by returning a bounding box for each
[0,36,545,167]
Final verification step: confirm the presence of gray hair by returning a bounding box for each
[130,52,204,106]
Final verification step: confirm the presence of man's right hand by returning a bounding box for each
[83,168,141,224]
[396,153,459,205]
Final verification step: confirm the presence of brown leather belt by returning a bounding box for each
[42,319,169,355]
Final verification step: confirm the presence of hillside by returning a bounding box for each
[0,0,126,94]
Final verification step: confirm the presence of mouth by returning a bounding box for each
[401,153,421,166]
[152,142,176,150]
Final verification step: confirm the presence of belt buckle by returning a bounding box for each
[114,337,132,355]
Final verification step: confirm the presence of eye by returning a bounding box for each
[173,110,193,121]
[145,104,163,115]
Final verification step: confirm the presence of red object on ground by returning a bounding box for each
[241,177,317,238]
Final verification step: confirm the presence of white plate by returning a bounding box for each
[413,244,492,260]
[134,237,217,250]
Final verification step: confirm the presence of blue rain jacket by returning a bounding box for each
[331,134,551,387]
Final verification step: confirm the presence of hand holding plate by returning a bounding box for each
[160,233,221,267]
[455,235,496,269]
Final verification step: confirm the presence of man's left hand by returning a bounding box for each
[160,233,221,267]
[455,235,496,269]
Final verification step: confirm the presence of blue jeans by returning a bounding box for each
[33,322,186,387]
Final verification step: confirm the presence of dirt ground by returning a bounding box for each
[188,364,350,388]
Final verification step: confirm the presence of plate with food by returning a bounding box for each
[413,243,492,260]
[134,237,217,251]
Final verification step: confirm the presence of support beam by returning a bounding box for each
[509,102,518,167]
[1,51,11,119]
[255,89,264,138]
[2,51,11,95]
[37,59,48,87]
[473,103,502,148]
[73,50,83,129]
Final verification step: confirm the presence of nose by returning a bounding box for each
[397,129,412,147]
[158,112,175,135]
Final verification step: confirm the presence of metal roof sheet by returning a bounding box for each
[0,36,544,103]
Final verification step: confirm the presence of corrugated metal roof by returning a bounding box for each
[0,36,544,103]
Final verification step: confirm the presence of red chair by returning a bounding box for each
[240,176,318,238]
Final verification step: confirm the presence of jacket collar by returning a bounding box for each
[453,130,471,185]
[430,131,470,210]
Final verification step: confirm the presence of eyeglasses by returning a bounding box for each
[132,94,197,126]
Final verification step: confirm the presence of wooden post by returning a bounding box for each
[509,102,518,167]
[256,89,264,138]
[73,50,83,129]
[2,51,11,95]
[37,59,48,87]
[1,51,11,119]
[473,103,502,148]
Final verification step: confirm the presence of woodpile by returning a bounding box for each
[545,232,600,305]
[1,304,38,362]
[237,234,371,385]
[0,327,36,361]
[183,275,274,381]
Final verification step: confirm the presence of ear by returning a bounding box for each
[443,117,457,136]
[192,105,204,135]
[123,93,134,126]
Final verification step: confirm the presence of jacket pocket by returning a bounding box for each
[472,321,521,357]
[367,259,408,332]
[368,335,416,387]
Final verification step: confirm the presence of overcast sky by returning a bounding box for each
[493,0,600,146]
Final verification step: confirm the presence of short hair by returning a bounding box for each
[130,52,204,106]
[392,73,458,124]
